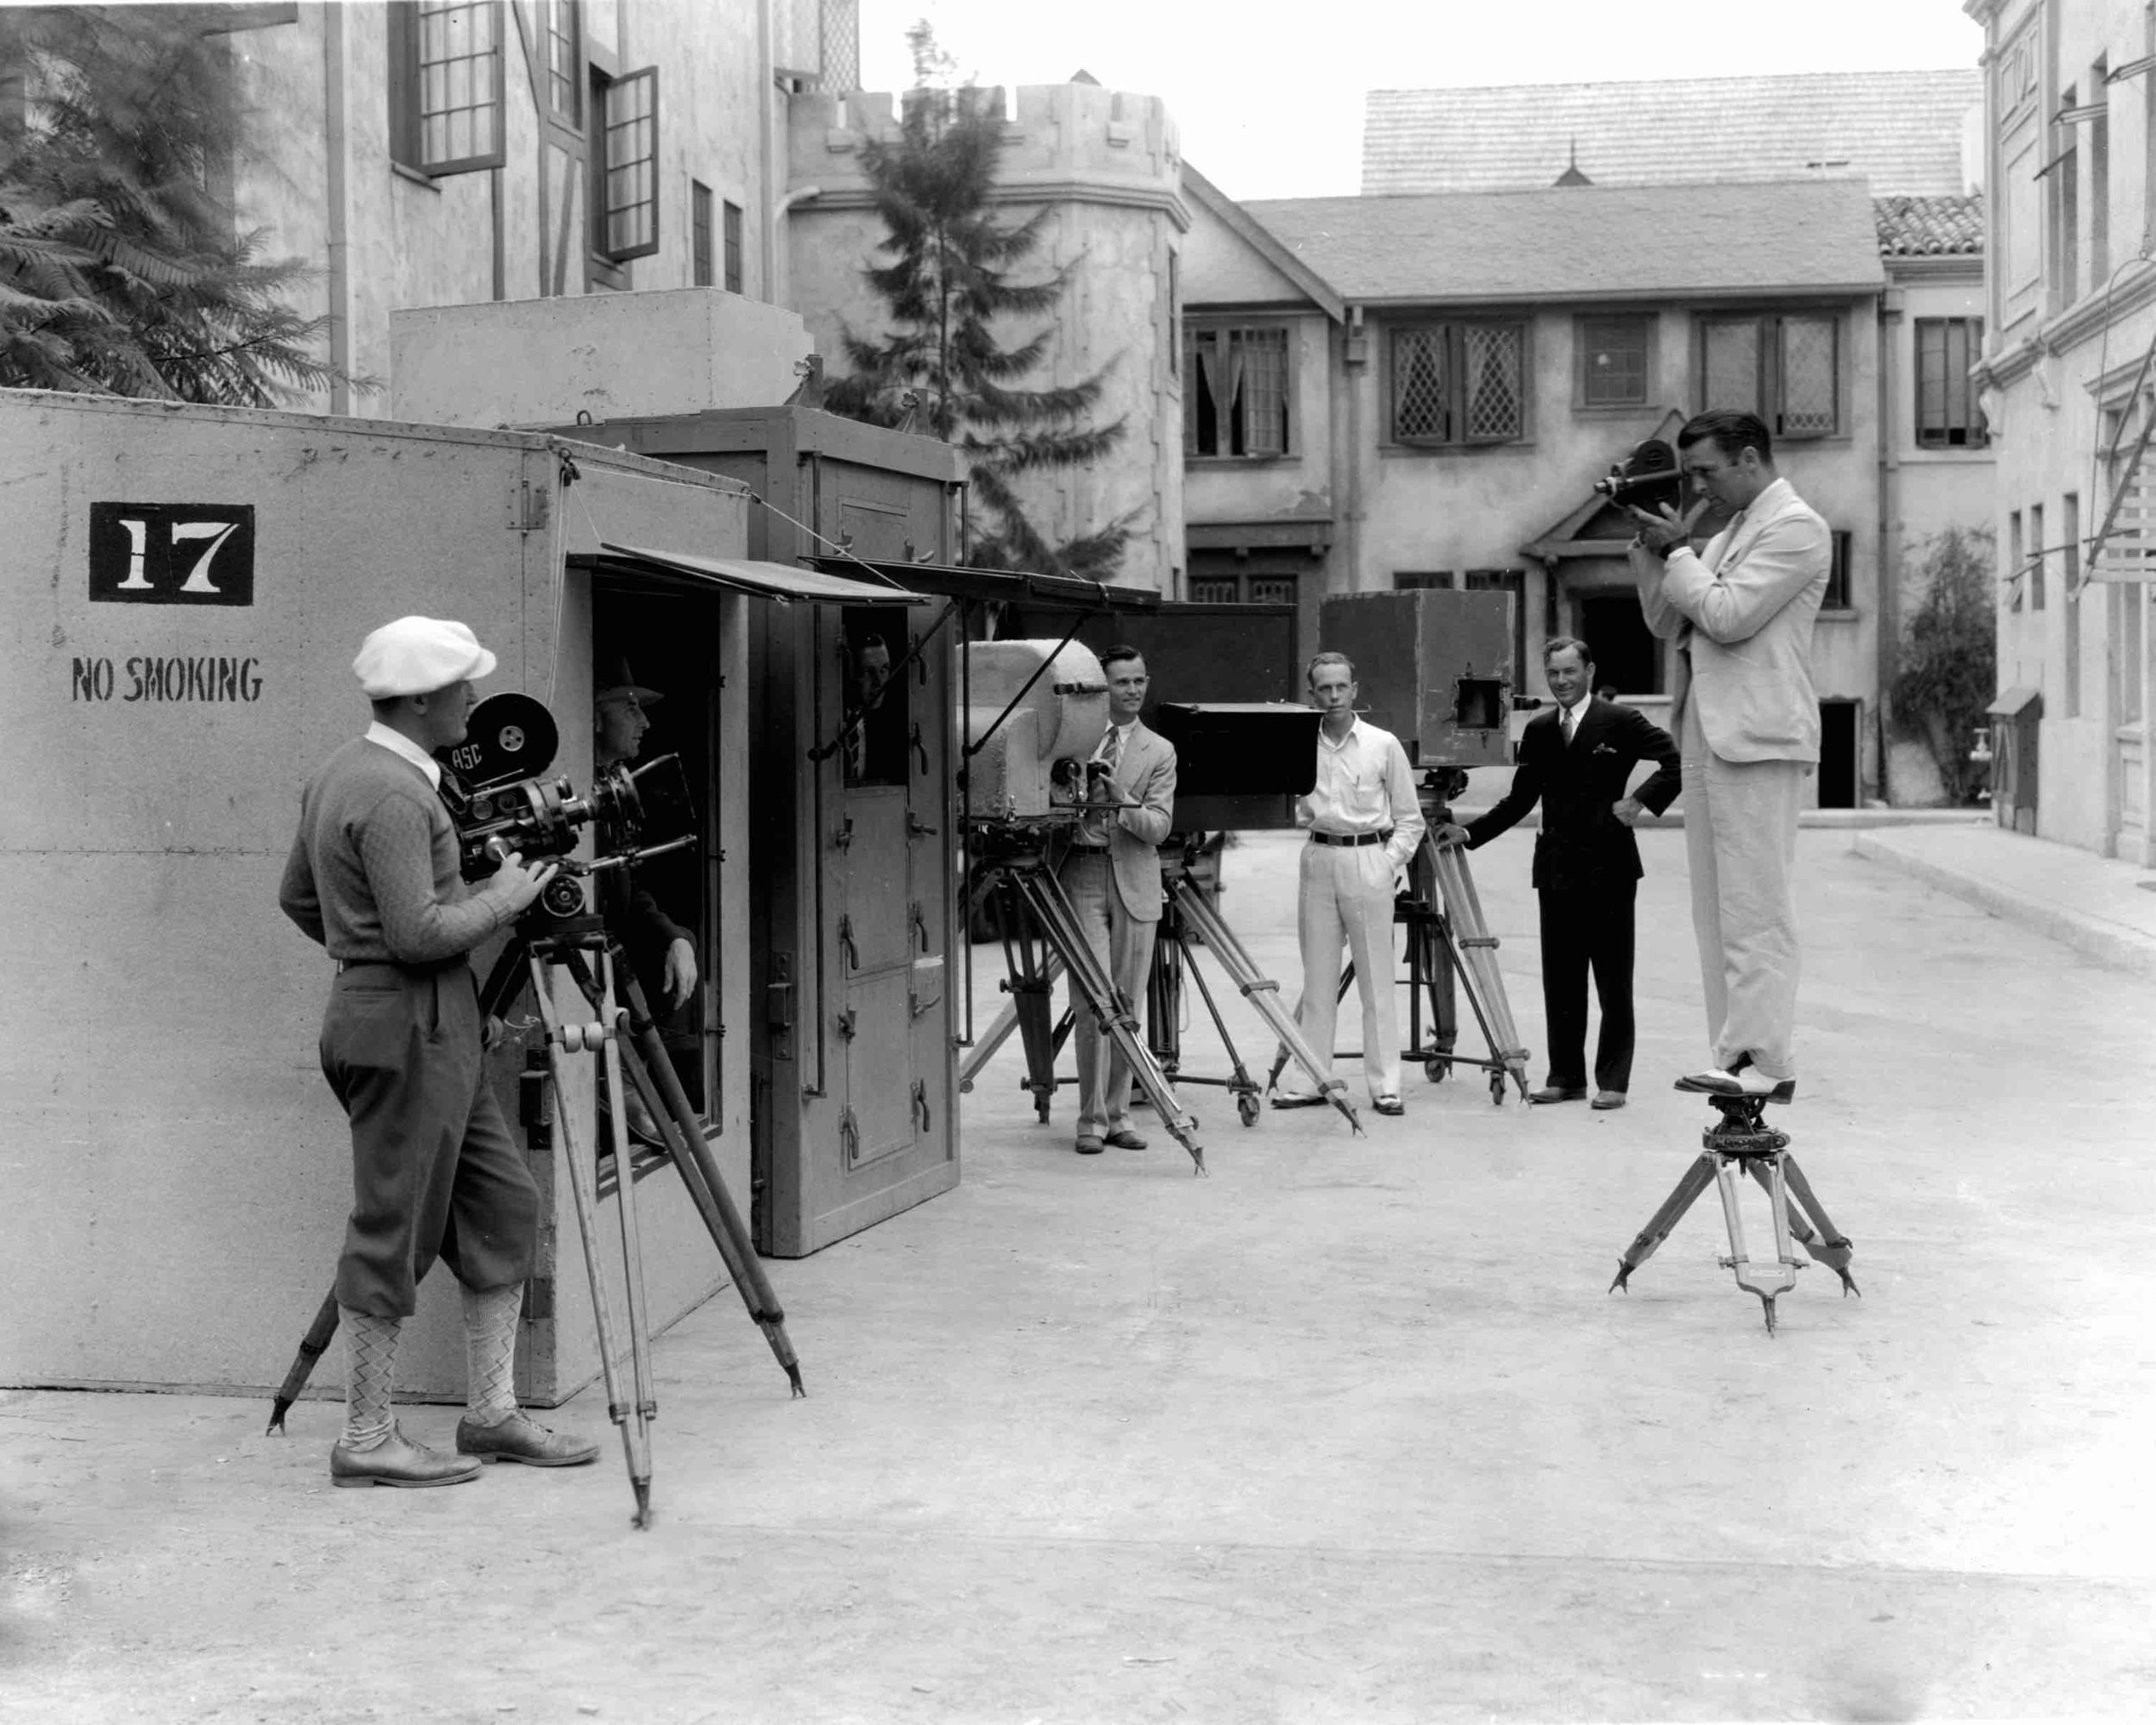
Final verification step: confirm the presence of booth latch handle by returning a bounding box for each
[833,816,854,851]
[912,1080,931,1133]
[839,1109,860,1164]
[909,901,930,951]
[835,1007,856,1041]
[910,722,929,775]
[837,915,859,971]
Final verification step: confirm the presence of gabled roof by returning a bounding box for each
[1875,192,1984,256]
[1180,164,1346,321]
[1363,71,1981,197]
[1240,180,1883,306]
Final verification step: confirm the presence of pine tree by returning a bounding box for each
[0,5,353,405]
[823,29,1133,577]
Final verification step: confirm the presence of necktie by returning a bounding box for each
[1562,704,1576,744]
[1100,724,1122,772]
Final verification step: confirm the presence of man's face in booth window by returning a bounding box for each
[856,643,893,706]
[596,693,649,766]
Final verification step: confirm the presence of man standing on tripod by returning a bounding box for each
[1628,409,1831,1104]
[1275,651,1426,1118]
[279,616,599,1488]
[1052,645,1176,1157]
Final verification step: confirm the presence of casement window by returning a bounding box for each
[1824,530,1852,611]
[723,200,744,294]
[545,0,580,125]
[692,181,713,286]
[1698,313,1839,438]
[592,66,660,261]
[388,2,505,176]
[1185,326,1292,458]
[1394,571,1454,590]
[1577,315,1652,408]
[1389,323,1527,445]
[1189,573,1298,605]
[1915,318,1988,448]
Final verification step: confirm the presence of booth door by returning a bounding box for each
[781,599,957,1253]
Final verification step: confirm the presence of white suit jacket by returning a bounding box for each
[1633,475,1830,765]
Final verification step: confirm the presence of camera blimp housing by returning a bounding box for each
[1319,588,1518,771]
[961,639,1111,820]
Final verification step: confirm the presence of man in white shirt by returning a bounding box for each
[1629,409,1830,1104]
[1274,651,1427,1117]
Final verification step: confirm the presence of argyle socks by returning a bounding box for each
[338,1308,403,1452]
[461,1283,524,1428]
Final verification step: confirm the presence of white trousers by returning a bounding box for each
[1059,851,1158,1137]
[1680,699,1804,1081]
[1288,839,1402,1101]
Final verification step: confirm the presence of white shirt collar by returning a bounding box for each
[1318,714,1364,751]
[1557,693,1589,723]
[365,720,443,790]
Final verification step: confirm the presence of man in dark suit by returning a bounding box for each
[1435,637,1680,1110]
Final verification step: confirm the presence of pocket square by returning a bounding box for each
[1591,743,1618,756]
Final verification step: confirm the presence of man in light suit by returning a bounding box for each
[1629,409,1830,1103]
[1055,646,1177,1155]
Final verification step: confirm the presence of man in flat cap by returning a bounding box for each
[280,616,599,1488]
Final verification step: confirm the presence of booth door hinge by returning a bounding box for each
[912,1079,931,1134]
[839,1108,860,1164]
[832,815,854,851]
[837,914,859,971]
[835,1007,857,1041]
[508,479,550,534]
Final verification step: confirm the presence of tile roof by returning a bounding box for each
[1363,71,1981,197]
[1875,192,1984,256]
[1236,180,1883,305]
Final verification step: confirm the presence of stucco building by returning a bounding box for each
[1181,72,1991,807]
[1966,0,2156,863]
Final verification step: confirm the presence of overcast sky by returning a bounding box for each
[856,0,1986,200]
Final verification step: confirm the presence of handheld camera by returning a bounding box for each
[1590,437,1684,515]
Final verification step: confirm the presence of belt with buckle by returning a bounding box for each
[1309,829,1392,848]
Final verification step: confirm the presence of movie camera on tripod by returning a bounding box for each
[436,692,697,914]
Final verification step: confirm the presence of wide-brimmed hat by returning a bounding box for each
[594,655,663,706]
[354,616,497,698]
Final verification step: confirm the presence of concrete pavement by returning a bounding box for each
[3,827,2154,1722]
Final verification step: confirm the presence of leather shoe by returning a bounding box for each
[1677,1066,1795,1102]
[1103,1128,1148,1150]
[1591,1089,1626,1110]
[454,1412,600,1468]
[1074,1133,1106,1155]
[1530,1085,1589,1105]
[330,1422,482,1490]
[1371,1095,1404,1116]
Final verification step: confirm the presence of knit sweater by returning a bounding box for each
[279,737,516,965]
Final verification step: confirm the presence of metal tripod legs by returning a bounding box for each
[528,948,656,1526]
[1002,861,1207,1171]
[1608,1096,1859,1333]
[1168,876,1362,1135]
[1419,837,1532,1101]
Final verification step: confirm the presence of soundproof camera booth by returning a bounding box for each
[0,388,917,1406]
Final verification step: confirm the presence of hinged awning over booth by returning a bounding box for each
[806,555,1163,611]
[592,542,930,604]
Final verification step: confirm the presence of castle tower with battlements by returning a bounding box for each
[784,81,1188,590]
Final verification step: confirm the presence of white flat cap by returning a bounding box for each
[354,616,499,699]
